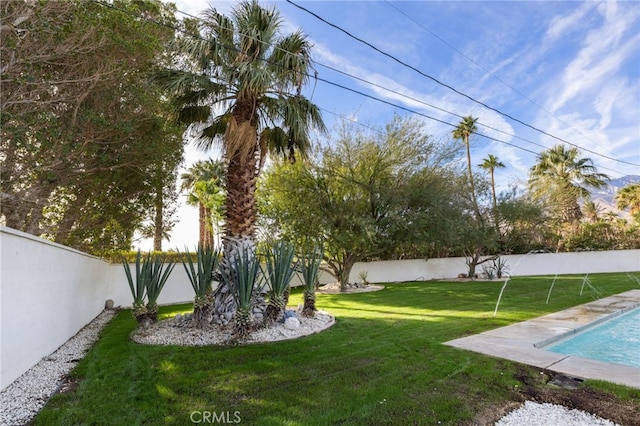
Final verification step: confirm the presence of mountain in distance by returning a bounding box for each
[588,175,640,220]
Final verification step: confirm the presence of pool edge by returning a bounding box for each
[444,289,640,389]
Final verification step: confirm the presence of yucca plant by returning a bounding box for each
[180,245,221,328]
[264,241,296,323]
[122,250,148,325]
[221,242,263,340]
[298,244,323,317]
[145,253,176,322]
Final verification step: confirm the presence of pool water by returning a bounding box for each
[547,307,640,368]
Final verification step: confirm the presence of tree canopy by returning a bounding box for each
[1,0,184,253]
[259,116,468,287]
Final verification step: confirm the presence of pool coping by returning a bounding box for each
[444,289,640,389]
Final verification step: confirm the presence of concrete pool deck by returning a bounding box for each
[444,289,640,389]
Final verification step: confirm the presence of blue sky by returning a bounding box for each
[144,0,640,250]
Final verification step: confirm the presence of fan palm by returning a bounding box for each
[452,116,482,222]
[528,144,609,224]
[479,154,505,227]
[158,0,325,247]
[616,183,640,223]
[180,159,226,248]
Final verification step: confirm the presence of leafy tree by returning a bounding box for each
[564,220,640,251]
[156,0,325,249]
[495,187,553,253]
[180,160,226,248]
[260,116,463,289]
[1,0,184,253]
[528,144,609,226]
[616,183,640,224]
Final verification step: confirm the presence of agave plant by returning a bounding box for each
[298,244,323,318]
[221,242,263,340]
[263,241,296,323]
[122,250,148,324]
[491,256,510,279]
[180,245,221,328]
[144,253,176,322]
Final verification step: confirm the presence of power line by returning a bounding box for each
[91,0,631,176]
[285,0,639,168]
[313,61,557,158]
[168,4,628,172]
[382,0,611,153]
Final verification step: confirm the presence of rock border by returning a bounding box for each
[316,283,385,294]
[130,310,336,346]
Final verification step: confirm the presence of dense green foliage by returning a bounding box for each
[34,273,640,425]
[1,0,184,253]
[260,116,474,286]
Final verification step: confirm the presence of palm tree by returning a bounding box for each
[180,160,226,249]
[582,201,603,223]
[479,154,505,220]
[452,116,482,222]
[616,183,640,223]
[157,1,325,249]
[528,144,609,225]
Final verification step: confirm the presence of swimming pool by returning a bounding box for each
[546,307,640,368]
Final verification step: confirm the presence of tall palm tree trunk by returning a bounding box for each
[490,169,500,235]
[223,152,259,242]
[198,203,214,249]
[465,139,482,223]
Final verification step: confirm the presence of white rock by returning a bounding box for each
[284,317,300,330]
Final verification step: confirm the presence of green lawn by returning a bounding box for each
[35,273,640,425]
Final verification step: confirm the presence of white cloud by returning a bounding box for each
[544,2,595,42]
[549,3,639,113]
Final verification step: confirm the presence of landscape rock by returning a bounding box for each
[284,317,300,330]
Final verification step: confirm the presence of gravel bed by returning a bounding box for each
[0,309,117,426]
[131,310,336,346]
[495,400,619,425]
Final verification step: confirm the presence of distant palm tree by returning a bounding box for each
[582,201,603,223]
[479,154,505,220]
[452,116,481,221]
[180,160,226,248]
[616,183,640,223]
[157,0,325,249]
[528,144,609,224]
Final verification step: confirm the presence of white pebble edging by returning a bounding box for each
[131,310,335,346]
[495,401,619,426]
[0,309,117,426]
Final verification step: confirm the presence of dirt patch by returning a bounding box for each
[56,375,81,394]
[468,366,640,426]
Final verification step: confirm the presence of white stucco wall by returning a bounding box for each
[0,227,109,390]
[2,225,639,391]
[350,250,640,283]
[106,262,195,308]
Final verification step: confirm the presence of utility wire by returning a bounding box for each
[314,61,555,156]
[285,0,639,168]
[169,4,626,171]
[91,0,631,176]
[383,0,610,153]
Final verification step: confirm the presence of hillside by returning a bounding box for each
[588,175,640,219]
